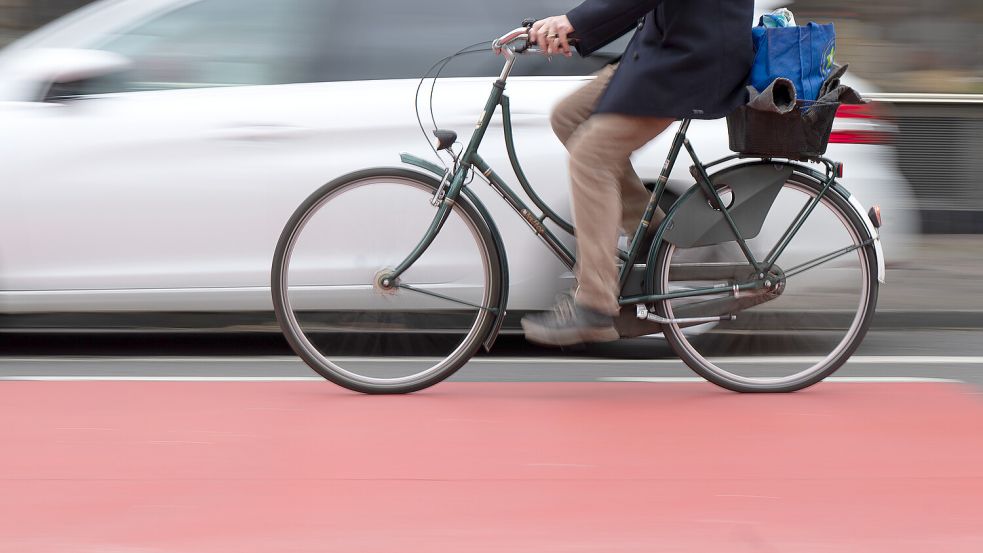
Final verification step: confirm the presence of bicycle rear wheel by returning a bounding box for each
[651,172,879,392]
[272,168,503,394]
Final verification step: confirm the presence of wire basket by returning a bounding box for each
[726,100,840,160]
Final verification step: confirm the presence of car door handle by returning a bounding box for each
[207,123,313,141]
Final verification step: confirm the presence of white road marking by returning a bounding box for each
[0,376,965,383]
[473,356,983,365]
[2,355,983,365]
[0,376,324,382]
[0,356,979,383]
[601,377,963,383]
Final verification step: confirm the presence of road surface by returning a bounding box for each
[1,330,981,553]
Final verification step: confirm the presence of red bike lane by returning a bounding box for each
[1,380,982,552]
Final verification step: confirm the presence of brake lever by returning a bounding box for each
[497,19,577,56]
[514,18,536,53]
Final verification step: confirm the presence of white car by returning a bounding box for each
[0,0,916,330]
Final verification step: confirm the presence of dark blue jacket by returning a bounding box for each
[567,0,754,119]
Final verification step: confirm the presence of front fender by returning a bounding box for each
[400,152,445,178]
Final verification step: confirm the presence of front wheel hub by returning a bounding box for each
[374,270,399,295]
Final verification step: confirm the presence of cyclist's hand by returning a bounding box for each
[530,15,574,57]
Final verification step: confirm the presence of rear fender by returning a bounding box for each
[777,162,886,284]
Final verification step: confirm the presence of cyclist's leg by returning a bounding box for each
[522,113,672,346]
[566,114,673,316]
[550,64,662,240]
[550,64,616,145]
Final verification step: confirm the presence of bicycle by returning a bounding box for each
[271,24,885,395]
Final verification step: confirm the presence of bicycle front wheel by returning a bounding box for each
[272,168,503,394]
[651,172,879,392]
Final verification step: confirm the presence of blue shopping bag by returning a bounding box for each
[749,22,836,102]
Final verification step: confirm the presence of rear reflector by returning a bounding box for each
[868,205,882,228]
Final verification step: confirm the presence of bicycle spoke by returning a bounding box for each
[783,238,875,279]
[398,283,499,313]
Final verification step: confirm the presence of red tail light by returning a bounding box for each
[828,102,893,145]
[836,104,878,119]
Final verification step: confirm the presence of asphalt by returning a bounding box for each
[877,234,983,328]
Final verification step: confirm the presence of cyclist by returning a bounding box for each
[521,0,755,346]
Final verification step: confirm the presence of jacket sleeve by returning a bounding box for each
[566,0,664,56]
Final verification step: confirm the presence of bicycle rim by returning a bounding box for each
[272,170,500,394]
[653,174,878,392]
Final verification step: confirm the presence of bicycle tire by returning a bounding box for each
[650,171,879,393]
[272,168,504,394]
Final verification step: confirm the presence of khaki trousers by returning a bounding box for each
[551,65,673,315]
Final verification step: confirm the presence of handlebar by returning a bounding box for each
[493,19,577,57]
[492,26,533,55]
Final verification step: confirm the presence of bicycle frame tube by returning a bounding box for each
[761,172,837,267]
[683,139,765,272]
[390,66,576,280]
[389,170,468,278]
[500,95,575,235]
[618,157,855,306]
[393,81,765,297]
[610,121,761,306]
[390,47,857,304]
[388,70,513,279]
[471,154,576,268]
[614,120,688,295]
[454,70,581,270]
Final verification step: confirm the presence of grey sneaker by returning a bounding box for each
[521,294,620,346]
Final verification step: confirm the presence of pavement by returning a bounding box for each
[877,234,983,327]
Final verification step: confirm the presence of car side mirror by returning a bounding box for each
[2,48,132,102]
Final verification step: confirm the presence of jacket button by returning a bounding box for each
[633,52,640,60]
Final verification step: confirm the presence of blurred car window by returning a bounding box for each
[86,0,314,92]
[305,0,628,81]
[74,0,630,95]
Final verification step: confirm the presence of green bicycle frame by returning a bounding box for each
[392,55,869,311]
